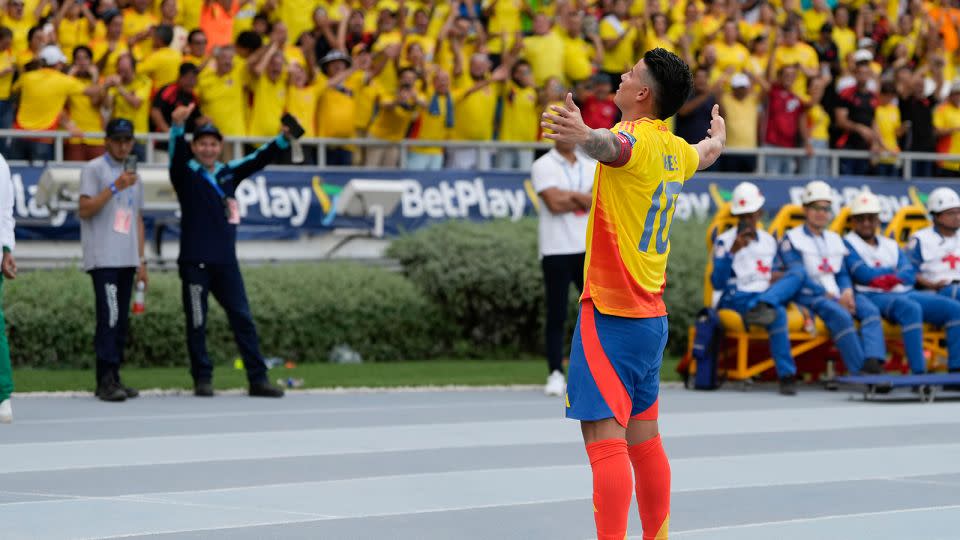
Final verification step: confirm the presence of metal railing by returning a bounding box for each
[2,128,959,179]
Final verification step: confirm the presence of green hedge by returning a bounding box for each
[3,218,707,369]
[3,263,448,369]
[388,219,547,355]
[388,217,708,357]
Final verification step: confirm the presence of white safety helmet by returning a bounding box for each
[801,180,833,205]
[849,189,881,216]
[729,182,765,215]
[927,187,960,214]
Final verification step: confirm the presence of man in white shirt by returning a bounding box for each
[845,188,960,375]
[0,152,17,423]
[531,140,595,396]
[712,182,803,394]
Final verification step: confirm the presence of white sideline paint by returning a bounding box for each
[4,402,960,474]
[3,444,960,539]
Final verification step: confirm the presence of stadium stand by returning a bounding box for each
[0,0,958,173]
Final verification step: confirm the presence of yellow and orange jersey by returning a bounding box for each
[582,118,700,318]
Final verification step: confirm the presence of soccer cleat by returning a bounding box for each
[743,302,777,327]
[778,375,797,396]
[0,399,11,423]
[194,382,214,397]
[249,381,285,398]
[544,370,565,396]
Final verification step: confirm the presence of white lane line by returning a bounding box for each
[8,443,948,518]
[13,399,557,426]
[664,503,960,538]
[4,400,960,474]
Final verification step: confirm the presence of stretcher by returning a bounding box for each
[835,373,960,403]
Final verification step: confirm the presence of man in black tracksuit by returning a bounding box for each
[168,103,286,398]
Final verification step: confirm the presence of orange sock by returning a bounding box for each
[586,439,633,540]
[629,435,671,540]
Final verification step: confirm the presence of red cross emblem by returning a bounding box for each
[756,260,771,274]
[944,253,960,269]
[739,199,747,207]
[818,257,834,273]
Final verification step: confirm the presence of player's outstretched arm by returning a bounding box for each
[694,104,726,171]
[541,93,620,163]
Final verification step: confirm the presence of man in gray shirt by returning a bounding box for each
[78,118,147,402]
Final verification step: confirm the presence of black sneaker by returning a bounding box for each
[744,302,778,327]
[249,381,285,398]
[96,375,127,402]
[779,375,797,396]
[861,358,884,375]
[194,381,214,397]
[116,377,139,399]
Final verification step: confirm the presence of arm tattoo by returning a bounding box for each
[583,129,621,164]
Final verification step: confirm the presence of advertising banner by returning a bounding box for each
[8,165,947,241]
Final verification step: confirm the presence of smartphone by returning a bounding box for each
[281,113,306,140]
[737,220,754,236]
[123,154,138,174]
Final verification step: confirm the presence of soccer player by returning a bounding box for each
[542,48,725,540]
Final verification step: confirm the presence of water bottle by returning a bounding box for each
[132,281,146,314]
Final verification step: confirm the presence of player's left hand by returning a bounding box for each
[706,104,726,147]
[541,93,591,146]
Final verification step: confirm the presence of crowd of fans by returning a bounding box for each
[2,0,960,173]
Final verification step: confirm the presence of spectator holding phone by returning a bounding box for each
[167,103,297,398]
[77,118,146,402]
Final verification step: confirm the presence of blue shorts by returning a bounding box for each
[565,299,668,427]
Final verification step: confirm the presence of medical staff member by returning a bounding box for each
[781,180,885,375]
[845,189,960,375]
[712,182,803,395]
[910,187,960,300]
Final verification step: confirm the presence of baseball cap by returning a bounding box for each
[731,73,750,88]
[194,123,222,141]
[105,118,134,139]
[852,49,874,63]
[39,45,67,66]
[319,50,351,68]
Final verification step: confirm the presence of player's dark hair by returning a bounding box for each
[642,48,693,120]
[0,26,14,41]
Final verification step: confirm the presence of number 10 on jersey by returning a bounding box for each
[638,181,683,255]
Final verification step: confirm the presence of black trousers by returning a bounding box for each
[90,267,136,385]
[542,253,585,374]
[179,262,268,384]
